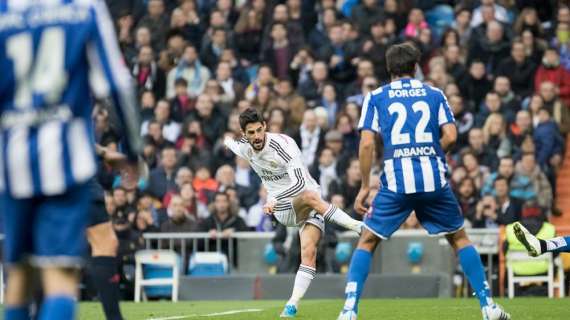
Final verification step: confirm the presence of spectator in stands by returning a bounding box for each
[193,165,218,205]
[345,59,375,99]
[481,157,515,196]
[452,7,472,47]
[514,7,544,39]
[166,44,211,99]
[496,40,538,99]
[533,108,564,170]
[273,78,305,128]
[359,21,390,83]
[200,191,248,237]
[466,128,498,170]
[318,23,356,84]
[309,7,337,51]
[351,0,383,36]
[455,177,479,227]
[403,7,428,39]
[538,81,570,135]
[162,166,193,207]
[110,187,137,233]
[443,44,467,85]
[493,76,521,115]
[471,0,510,28]
[200,27,229,70]
[473,195,500,228]
[132,45,166,98]
[461,150,490,192]
[508,110,533,156]
[482,113,512,162]
[147,146,178,200]
[459,60,492,109]
[141,99,181,143]
[169,78,193,122]
[187,94,226,146]
[323,130,352,176]
[309,147,338,200]
[468,20,510,78]
[146,120,175,151]
[298,60,329,107]
[160,195,199,233]
[216,61,244,107]
[493,176,522,225]
[319,84,340,127]
[534,47,570,107]
[136,0,170,51]
[293,109,326,168]
[511,152,553,214]
[245,64,275,101]
[234,0,265,65]
[476,91,514,127]
[177,132,212,172]
[449,94,474,149]
[329,158,361,215]
[246,186,273,231]
[170,5,202,49]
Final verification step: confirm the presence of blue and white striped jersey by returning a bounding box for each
[0,0,141,199]
[359,78,455,194]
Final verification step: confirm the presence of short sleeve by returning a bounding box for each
[357,92,380,133]
[437,90,456,126]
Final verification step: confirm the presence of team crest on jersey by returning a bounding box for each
[270,161,278,168]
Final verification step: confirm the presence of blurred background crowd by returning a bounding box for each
[94,0,569,273]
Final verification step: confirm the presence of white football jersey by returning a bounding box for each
[224,132,320,202]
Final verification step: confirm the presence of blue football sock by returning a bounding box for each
[342,248,372,313]
[38,295,76,320]
[458,245,492,308]
[5,305,30,320]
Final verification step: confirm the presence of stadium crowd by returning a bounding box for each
[94,0,569,271]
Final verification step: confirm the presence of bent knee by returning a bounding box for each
[299,190,320,206]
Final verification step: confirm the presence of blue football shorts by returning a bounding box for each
[1,183,91,267]
[364,185,464,239]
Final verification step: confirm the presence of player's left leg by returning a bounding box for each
[513,222,570,256]
[87,220,123,320]
[280,222,322,318]
[292,190,362,233]
[38,267,80,320]
[416,186,509,320]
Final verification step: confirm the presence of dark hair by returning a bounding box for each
[175,78,188,87]
[239,107,265,130]
[214,191,229,201]
[494,175,509,185]
[385,42,420,77]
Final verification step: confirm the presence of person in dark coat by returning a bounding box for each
[533,108,564,169]
[496,40,537,98]
[467,21,510,78]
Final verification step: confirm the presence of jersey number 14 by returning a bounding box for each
[7,27,67,110]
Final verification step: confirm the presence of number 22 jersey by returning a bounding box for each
[358,78,456,194]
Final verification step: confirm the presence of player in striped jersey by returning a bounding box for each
[337,43,510,320]
[0,1,141,319]
[224,108,363,318]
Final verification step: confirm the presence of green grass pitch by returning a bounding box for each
[77,298,569,319]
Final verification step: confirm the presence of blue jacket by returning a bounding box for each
[533,120,563,167]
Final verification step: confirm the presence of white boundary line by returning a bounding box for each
[146,308,263,320]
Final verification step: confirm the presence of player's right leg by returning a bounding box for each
[32,184,91,320]
[4,265,35,320]
[2,192,35,320]
[292,190,362,233]
[280,222,322,318]
[513,222,570,256]
[338,188,411,320]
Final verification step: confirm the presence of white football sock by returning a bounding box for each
[545,237,568,251]
[287,265,315,307]
[323,204,362,233]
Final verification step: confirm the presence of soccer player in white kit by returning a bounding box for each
[225,108,363,318]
